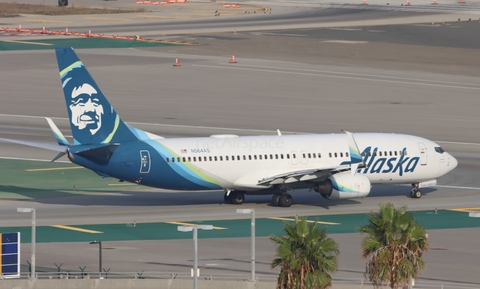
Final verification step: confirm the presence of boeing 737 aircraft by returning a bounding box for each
[0,47,458,207]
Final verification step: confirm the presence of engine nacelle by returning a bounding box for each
[314,173,371,199]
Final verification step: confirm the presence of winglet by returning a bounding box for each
[277,129,282,136]
[46,117,70,146]
[343,131,366,176]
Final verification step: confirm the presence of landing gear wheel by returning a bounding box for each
[272,193,282,206]
[414,190,422,198]
[278,194,293,208]
[230,191,245,205]
[224,192,232,204]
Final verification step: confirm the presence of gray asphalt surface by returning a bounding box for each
[1,1,480,287]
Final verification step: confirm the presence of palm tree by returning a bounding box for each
[357,203,428,288]
[270,216,339,289]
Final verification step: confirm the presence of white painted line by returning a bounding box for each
[436,185,480,190]
[323,40,368,44]
[0,156,69,163]
[195,64,480,91]
[469,212,480,218]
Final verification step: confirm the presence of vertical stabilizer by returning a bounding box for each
[55,47,138,145]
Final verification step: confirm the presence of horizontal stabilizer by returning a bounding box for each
[46,117,70,146]
[75,143,120,159]
[0,137,66,152]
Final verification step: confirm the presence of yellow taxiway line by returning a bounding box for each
[26,166,83,172]
[2,40,52,46]
[449,207,480,212]
[50,225,103,234]
[167,221,227,230]
[268,216,340,225]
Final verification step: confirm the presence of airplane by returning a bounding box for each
[0,47,458,207]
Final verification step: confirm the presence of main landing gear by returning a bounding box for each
[224,190,245,205]
[410,183,422,199]
[271,193,293,207]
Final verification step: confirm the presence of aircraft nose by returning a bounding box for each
[445,153,458,173]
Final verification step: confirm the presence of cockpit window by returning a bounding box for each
[435,147,444,154]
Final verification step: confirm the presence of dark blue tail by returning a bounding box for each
[56,47,139,145]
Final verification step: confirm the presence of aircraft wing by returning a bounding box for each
[258,131,367,186]
[258,167,334,186]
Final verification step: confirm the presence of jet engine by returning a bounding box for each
[314,172,371,199]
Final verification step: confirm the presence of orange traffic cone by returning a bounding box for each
[432,0,437,4]
[363,0,367,4]
[173,58,181,67]
[229,54,237,63]
[458,0,465,3]
[406,0,411,5]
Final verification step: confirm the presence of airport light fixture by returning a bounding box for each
[17,207,36,279]
[89,241,102,277]
[177,225,213,289]
[236,208,256,282]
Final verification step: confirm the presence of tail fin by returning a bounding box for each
[55,47,139,145]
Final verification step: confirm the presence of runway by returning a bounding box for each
[1,1,480,286]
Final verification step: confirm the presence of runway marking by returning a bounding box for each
[268,217,340,225]
[448,207,480,212]
[194,64,480,91]
[26,166,83,172]
[85,17,131,21]
[167,221,227,230]
[26,20,71,24]
[1,40,52,46]
[108,183,138,186]
[254,32,307,37]
[323,40,368,44]
[436,185,480,190]
[50,225,103,234]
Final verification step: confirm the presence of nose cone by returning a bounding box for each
[445,153,458,174]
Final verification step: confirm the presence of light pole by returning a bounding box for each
[17,207,35,279]
[178,225,213,289]
[89,241,102,278]
[237,209,256,282]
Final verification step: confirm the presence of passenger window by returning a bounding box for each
[379,152,382,157]
[394,151,398,156]
[209,156,212,161]
[329,153,332,158]
[188,157,191,162]
[204,156,207,161]
[172,158,175,163]
[219,156,222,161]
[275,154,279,159]
[270,154,273,159]
[286,154,290,159]
[318,153,322,158]
[243,155,246,160]
[226,156,229,161]
[340,152,343,157]
[281,154,284,159]
[178,157,181,162]
[308,153,311,158]
[345,152,348,158]
[254,155,257,160]
[293,154,296,159]
[166,158,170,162]
[334,153,337,158]
[237,155,240,160]
[303,153,306,158]
[259,155,262,160]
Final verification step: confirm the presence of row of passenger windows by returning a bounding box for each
[362,150,407,157]
[166,152,352,163]
[165,150,408,163]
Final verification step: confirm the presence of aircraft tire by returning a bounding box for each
[271,193,281,206]
[278,194,293,208]
[414,190,422,198]
[230,191,245,205]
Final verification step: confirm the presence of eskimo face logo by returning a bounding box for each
[69,83,103,135]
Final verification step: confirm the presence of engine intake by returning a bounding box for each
[314,173,371,199]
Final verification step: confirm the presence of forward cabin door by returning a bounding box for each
[417,142,427,166]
